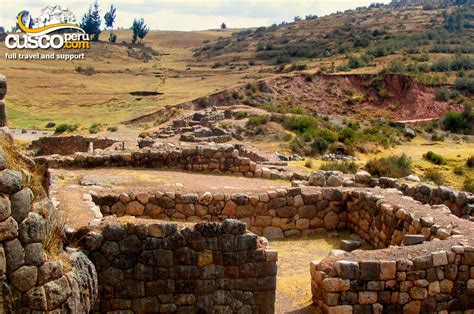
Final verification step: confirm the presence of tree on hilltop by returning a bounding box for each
[81,0,101,41]
[104,5,116,29]
[221,22,227,29]
[131,18,149,44]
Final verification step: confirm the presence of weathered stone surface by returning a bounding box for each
[10,265,38,292]
[44,276,72,309]
[84,232,104,251]
[24,286,47,310]
[0,170,23,194]
[326,175,343,187]
[335,261,359,279]
[323,278,350,292]
[10,188,33,223]
[355,171,371,184]
[263,227,284,240]
[0,244,5,276]
[322,188,342,201]
[0,194,11,221]
[340,240,360,252]
[359,261,380,280]
[403,234,425,246]
[324,212,339,230]
[103,224,127,241]
[18,212,45,244]
[308,173,326,186]
[4,238,24,273]
[38,261,63,285]
[126,201,145,216]
[0,216,18,241]
[24,243,44,266]
[221,219,246,235]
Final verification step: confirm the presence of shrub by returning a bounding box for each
[55,123,78,133]
[283,115,318,134]
[455,77,474,94]
[107,126,118,132]
[45,122,56,128]
[423,169,445,185]
[246,115,269,128]
[423,151,447,165]
[443,111,469,133]
[89,123,102,134]
[431,58,451,72]
[304,159,313,169]
[431,133,445,141]
[347,54,367,69]
[467,156,474,168]
[311,137,330,154]
[75,65,95,76]
[234,111,247,119]
[364,154,412,178]
[109,32,117,43]
[319,161,358,174]
[436,88,459,101]
[198,98,209,108]
[463,177,474,193]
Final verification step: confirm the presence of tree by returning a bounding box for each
[131,18,149,44]
[104,5,116,29]
[220,22,226,29]
[81,1,101,41]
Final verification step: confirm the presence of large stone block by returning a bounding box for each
[19,212,45,244]
[0,170,23,194]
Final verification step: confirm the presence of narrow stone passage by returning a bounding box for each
[271,235,351,313]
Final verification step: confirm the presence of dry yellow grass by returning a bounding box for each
[0,29,265,129]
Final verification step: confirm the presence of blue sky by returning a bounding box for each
[0,0,391,31]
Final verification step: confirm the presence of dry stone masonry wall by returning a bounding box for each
[80,219,277,313]
[0,74,7,127]
[311,244,474,313]
[30,135,122,156]
[36,144,297,180]
[0,135,97,312]
[92,187,460,244]
[307,170,474,221]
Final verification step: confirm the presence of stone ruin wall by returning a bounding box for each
[311,245,474,313]
[0,143,97,312]
[92,187,459,244]
[309,188,474,312]
[310,171,474,220]
[0,74,7,127]
[30,135,121,156]
[35,144,295,180]
[78,219,277,313]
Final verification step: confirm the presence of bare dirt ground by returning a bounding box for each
[50,168,290,229]
[271,236,342,314]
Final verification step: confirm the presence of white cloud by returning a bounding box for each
[0,0,391,31]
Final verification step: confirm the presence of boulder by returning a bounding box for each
[340,240,361,252]
[308,172,326,186]
[326,175,343,187]
[355,171,371,184]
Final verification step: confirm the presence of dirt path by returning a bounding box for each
[271,234,356,313]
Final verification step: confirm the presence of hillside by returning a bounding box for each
[194,3,473,73]
[0,2,472,132]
